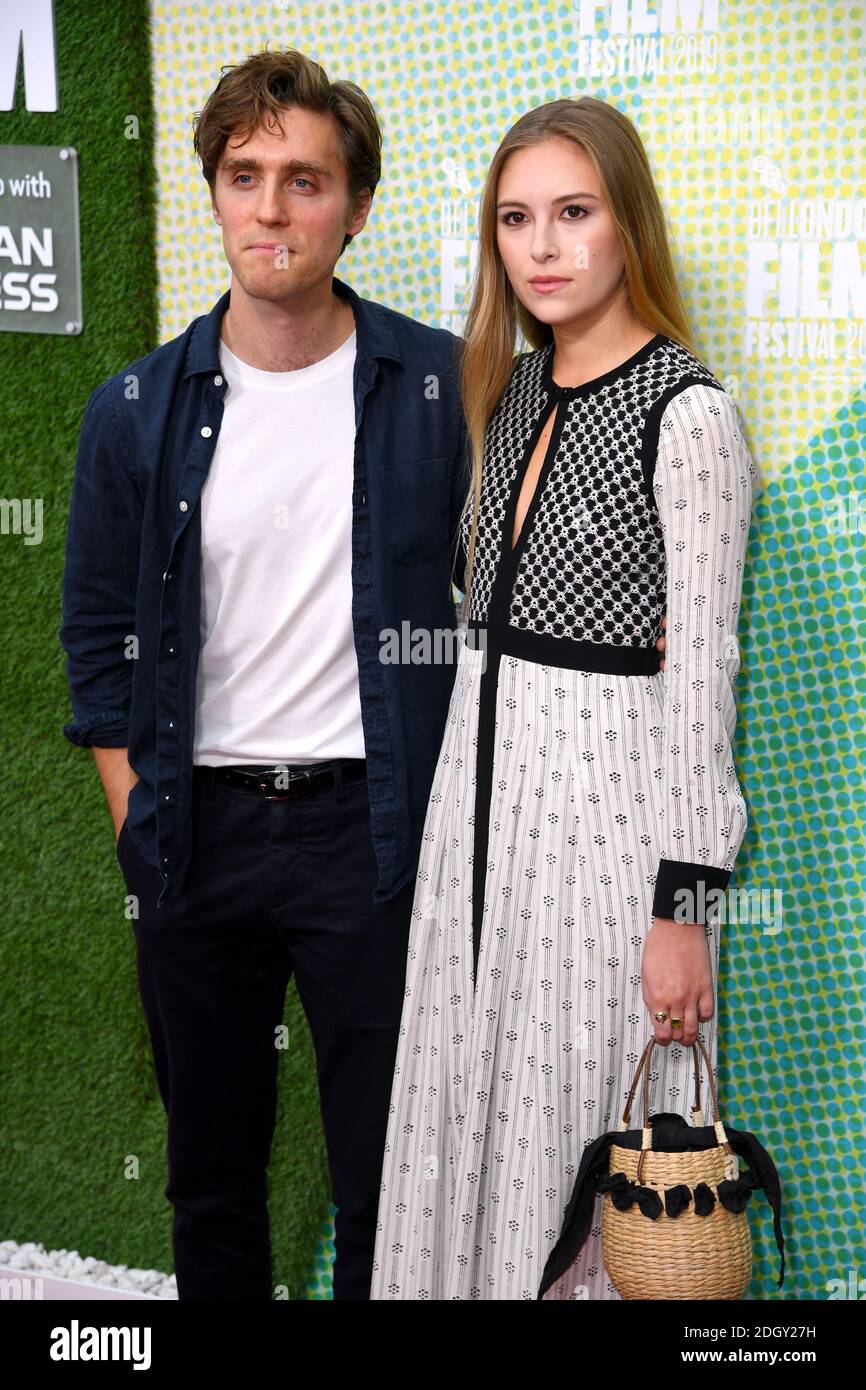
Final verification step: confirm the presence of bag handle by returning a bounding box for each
[619,1035,704,1123]
[616,1036,735,1184]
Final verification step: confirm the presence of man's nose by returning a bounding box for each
[256,181,290,224]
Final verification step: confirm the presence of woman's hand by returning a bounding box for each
[641,916,714,1046]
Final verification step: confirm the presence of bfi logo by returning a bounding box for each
[574,0,719,33]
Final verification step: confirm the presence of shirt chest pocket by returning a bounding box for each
[382,457,452,563]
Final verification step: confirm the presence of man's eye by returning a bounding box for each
[231,174,314,190]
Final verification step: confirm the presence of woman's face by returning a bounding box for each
[495,136,626,329]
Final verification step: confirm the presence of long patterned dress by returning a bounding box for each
[369,333,755,1300]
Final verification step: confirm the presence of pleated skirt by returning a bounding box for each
[370,629,720,1300]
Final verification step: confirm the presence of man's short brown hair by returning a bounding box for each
[192,48,382,253]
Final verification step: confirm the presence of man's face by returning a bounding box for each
[211,105,371,300]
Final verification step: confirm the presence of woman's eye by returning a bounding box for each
[500,206,587,225]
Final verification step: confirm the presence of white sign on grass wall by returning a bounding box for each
[0,145,82,334]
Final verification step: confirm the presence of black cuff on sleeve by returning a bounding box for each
[652,859,732,923]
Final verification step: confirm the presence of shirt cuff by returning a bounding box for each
[652,858,732,923]
[62,710,129,748]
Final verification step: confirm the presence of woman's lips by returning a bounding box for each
[530,278,570,294]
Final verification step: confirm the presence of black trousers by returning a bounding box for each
[116,761,414,1300]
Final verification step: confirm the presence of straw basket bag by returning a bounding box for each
[601,1036,752,1300]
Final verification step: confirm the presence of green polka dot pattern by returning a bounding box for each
[152,1,866,1300]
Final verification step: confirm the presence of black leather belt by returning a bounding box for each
[194,760,367,800]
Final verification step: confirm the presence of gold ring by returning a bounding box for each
[670,1017,684,1029]
[654,1010,668,1023]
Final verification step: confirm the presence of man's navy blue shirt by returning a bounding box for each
[60,275,469,908]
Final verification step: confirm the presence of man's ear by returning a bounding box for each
[348,188,373,238]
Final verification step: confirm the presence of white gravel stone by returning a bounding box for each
[0,1239,178,1298]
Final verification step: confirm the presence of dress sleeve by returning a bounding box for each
[649,383,755,923]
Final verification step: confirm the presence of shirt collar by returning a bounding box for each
[181,272,403,380]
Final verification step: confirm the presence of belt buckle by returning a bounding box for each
[263,766,317,800]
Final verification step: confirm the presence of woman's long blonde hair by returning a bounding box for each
[455,97,700,614]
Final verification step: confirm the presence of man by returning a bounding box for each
[60,47,667,1300]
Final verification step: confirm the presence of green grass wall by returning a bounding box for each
[0,0,330,1299]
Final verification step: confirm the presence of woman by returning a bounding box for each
[370,96,754,1300]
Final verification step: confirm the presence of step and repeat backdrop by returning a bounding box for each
[150,0,866,1297]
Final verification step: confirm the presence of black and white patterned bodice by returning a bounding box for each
[461,335,721,645]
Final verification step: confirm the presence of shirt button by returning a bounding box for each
[164,794,171,801]
[179,500,188,512]
[168,645,176,654]
[214,375,223,386]
[201,426,212,438]
[168,720,175,729]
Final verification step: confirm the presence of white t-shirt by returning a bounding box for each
[192,328,365,765]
